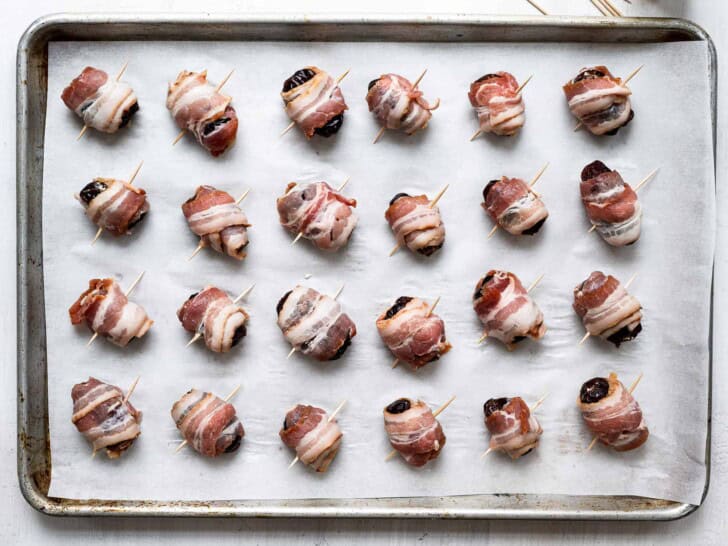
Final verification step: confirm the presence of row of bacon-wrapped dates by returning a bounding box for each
[70,269,641,360]
[71,373,649,467]
[62,63,635,155]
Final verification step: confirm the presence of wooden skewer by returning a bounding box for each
[287,284,345,359]
[291,178,350,247]
[87,271,145,347]
[585,372,642,452]
[392,296,441,368]
[478,273,544,344]
[574,65,643,131]
[288,399,347,469]
[123,376,141,404]
[599,0,623,16]
[186,284,255,347]
[526,0,549,15]
[174,69,234,144]
[373,69,429,144]
[188,188,250,260]
[78,61,129,141]
[91,160,145,245]
[488,162,549,239]
[389,184,449,256]
[281,68,351,137]
[385,395,456,461]
[579,273,637,345]
[481,392,548,458]
[591,0,610,16]
[175,385,241,453]
[587,167,659,233]
[470,75,533,142]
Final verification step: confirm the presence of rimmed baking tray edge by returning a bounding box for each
[17,12,716,519]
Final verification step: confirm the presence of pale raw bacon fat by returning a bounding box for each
[77,178,149,236]
[281,67,348,138]
[177,286,249,353]
[71,377,142,458]
[366,74,439,135]
[182,185,251,260]
[472,270,546,350]
[383,398,446,467]
[468,72,525,136]
[573,271,642,347]
[276,181,358,252]
[580,161,642,246]
[61,66,139,133]
[276,286,357,361]
[280,404,343,472]
[68,278,153,347]
[482,176,548,236]
[578,373,649,451]
[484,397,542,459]
[166,70,238,156]
[385,193,445,256]
[376,296,451,369]
[171,389,244,457]
[563,66,634,136]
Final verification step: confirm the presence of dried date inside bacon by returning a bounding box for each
[77,178,149,236]
[366,73,439,135]
[385,193,445,256]
[481,176,548,236]
[281,66,348,138]
[484,396,542,459]
[279,404,343,472]
[468,71,525,136]
[177,286,249,353]
[383,398,446,467]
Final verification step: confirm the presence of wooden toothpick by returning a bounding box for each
[288,399,347,469]
[287,284,345,359]
[175,384,241,453]
[526,0,548,15]
[389,184,449,256]
[488,162,549,239]
[385,395,456,461]
[291,178,350,247]
[392,296,441,368]
[281,68,350,138]
[186,284,255,347]
[123,376,141,404]
[585,373,641,452]
[87,271,145,347]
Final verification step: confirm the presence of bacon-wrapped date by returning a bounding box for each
[71,377,142,458]
[280,404,343,472]
[468,72,525,136]
[366,74,439,136]
[385,193,445,256]
[578,373,649,451]
[182,185,251,260]
[171,389,244,457]
[276,286,356,361]
[484,397,542,459]
[177,286,249,353]
[473,271,546,350]
[69,278,153,347]
[580,161,642,246]
[376,296,451,369]
[482,176,548,236]
[166,70,239,156]
[281,67,347,138]
[276,181,358,252]
[61,66,139,133]
[563,66,634,136]
[77,178,149,236]
[573,271,642,347]
[383,398,446,467]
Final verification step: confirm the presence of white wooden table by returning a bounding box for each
[3,1,726,543]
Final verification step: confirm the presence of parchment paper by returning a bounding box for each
[43,39,713,505]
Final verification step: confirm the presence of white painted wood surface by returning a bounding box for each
[3,1,726,543]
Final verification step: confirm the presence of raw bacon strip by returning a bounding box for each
[580,161,642,246]
[482,176,548,236]
[376,296,451,369]
[276,181,358,252]
[61,66,139,133]
[468,72,525,136]
[383,398,446,467]
[171,389,244,457]
[77,178,149,236]
[276,286,356,361]
[280,404,343,472]
[366,74,438,135]
[473,270,546,350]
[71,377,142,458]
[385,193,445,256]
[484,397,542,459]
[177,286,249,353]
[578,373,649,451]
[166,70,239,156]
[69,278,153,347]
[182,186,251,260]
[573,271,642,347]
[281,67,347,138]
[563,66,634,136]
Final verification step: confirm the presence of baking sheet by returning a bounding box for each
[42,39,713,505]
